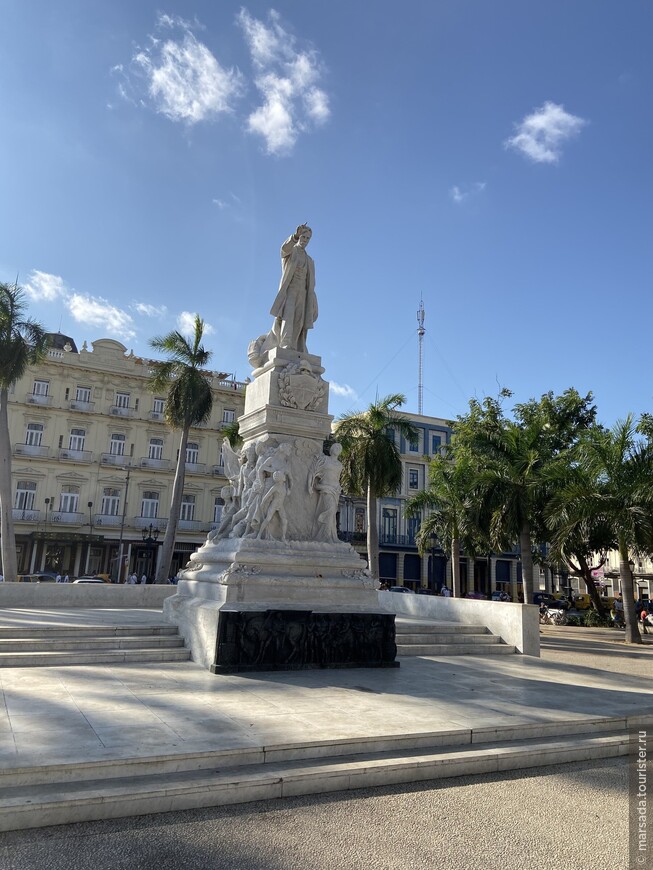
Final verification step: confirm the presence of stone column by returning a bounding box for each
[396,552,405,585]
[420,552,429,588]
[490,556,497,592]
[510,559,519,603]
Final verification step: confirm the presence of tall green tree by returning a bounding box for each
[405,454,485,597]
[0,282,47,582]
[452,389,596,604]
[561,417,653,643]
[334,394,416,580]
[149,316,213,584]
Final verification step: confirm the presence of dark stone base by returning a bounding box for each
[211,609,399,673]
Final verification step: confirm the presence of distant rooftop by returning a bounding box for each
[45,332,79,354]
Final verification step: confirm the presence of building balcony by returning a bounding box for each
[337,531,367,543]
[139,457,173,471]
[100,453,131,467]
[212,465,225,477]
[109,405,133,417]
[177,519,210,532]
[25,392,51,406]
[50,511,85,525]
[214,378,247,393]
[185,462,207,475]
[93,513,124,528]
[379,533,417,547]
[132,516,168,530]
[148,410,165,421]
[12,508,41,523]
[14,444,50,459]
[59,448,93,463]
[69,399,95,412]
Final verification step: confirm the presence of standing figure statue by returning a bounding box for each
[308,443,343,543]
[269,224,317,354]
[256,471,289,541]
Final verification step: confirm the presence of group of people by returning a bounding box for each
[55,573,70,583]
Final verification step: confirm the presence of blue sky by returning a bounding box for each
[1,1,651,426]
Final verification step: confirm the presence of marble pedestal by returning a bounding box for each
[163,346,397,672]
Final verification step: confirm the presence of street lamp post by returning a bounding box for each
[85,501,94,574]
[141,524,160,583]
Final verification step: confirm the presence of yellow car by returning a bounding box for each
[573,593,592,610]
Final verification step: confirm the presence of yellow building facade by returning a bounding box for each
[6,334,245,580]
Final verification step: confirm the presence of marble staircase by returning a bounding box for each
[0,623,190,667]
[0,716,632,832]
[395,617,516,656]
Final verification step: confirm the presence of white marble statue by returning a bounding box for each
[269,224,317,353]
[308,443,343,543]
[208,485,237,541]
[256,470,289,541]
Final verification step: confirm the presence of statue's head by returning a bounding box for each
[330,443,343,458]
[297,226,312,248]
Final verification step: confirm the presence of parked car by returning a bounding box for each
[416,588,436,595]
[533,592,568,610]
[72,577,111,584]
[388,586,415,594]
[15,572,58,583]
[573,593,592,610]
[491,590,511,602]
[465,591,486,600]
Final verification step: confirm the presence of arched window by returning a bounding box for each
[59,485,79,514]
[180,494,195,521]
[69,428,86,451]
[101,488,120,516]
[14,481,36,511]
[25,423,44,446]
[109,433,126,456]
[141,491,159,518]
[186,442,199,464]
[148,438,164,460]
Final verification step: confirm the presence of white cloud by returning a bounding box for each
[237,9,330,155]
[177,311,215,337]
[24,270,67,302]
[67,294,136,339]
[330,382,357,400]
[505,101,587,164]
[132,302,167,317]
[128,15,243,124]
[450,182,486,204]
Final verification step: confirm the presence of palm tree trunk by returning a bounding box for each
[519,522,534,604]
[366,484,379,580]
[577,555,604,613]
[0,388,18,582]
[155,427,189,584]
[451,536,461,597]
[619,544,641,644]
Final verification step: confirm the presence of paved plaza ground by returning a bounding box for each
[0,613,650,869]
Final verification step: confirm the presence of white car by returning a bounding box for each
[72,577,110,584]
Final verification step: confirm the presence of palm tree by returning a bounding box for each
[149,316,213,584]
[405,455,484,597]
[564,418,653,643]
[334,394,416,580]
[0,282,47,582]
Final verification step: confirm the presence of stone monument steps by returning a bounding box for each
[394,619,515,656]
[0,718,632,832]
[0,624,190,667]
[0,624,179,640]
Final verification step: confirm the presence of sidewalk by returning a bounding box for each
[0,610,651,771]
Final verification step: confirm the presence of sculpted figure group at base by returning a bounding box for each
[210,435,342,545]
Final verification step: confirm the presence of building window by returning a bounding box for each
[382,508,397,541]
[69,428,86,452]
[186,442,199,464]
[385,427,395,444]
[148,438,164,460]
[409,436,419,453]
[109,433,126,456]
[101,488,120,516]
[153,398,165,415]
[25,423,44,447]
[59,486,79,514]
[32,379,49,397]
[431,434,442,455]
[407,515,420,544]
[115,392,130,409]
[141,491,159,519]
[180,494,195,522]
[408,469,419,489]
[14,481,36,511]
[213,496,224,523]
[75,386,91,403]
[217,444,224,468]
[222,409,236,423]
[355,507,365,533]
